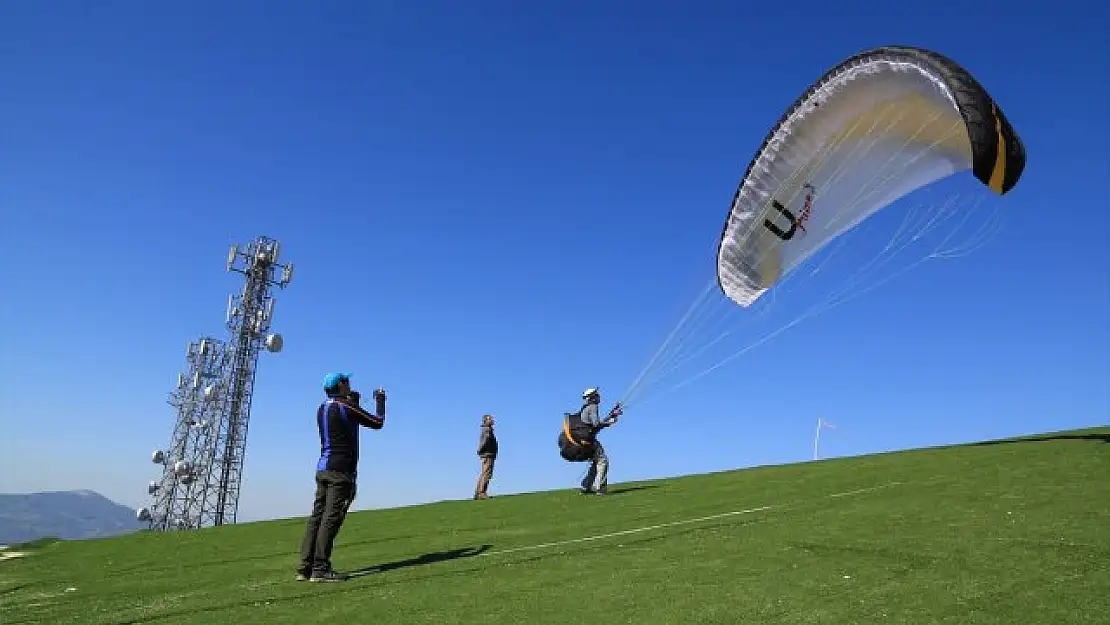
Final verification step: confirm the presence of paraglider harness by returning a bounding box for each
[558,409,601,462]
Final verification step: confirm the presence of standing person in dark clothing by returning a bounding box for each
[474,414,498,500]
[296,372,386,582]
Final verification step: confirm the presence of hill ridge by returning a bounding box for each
[1,425,1107,624]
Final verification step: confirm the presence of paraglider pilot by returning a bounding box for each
[579,387,621,495]
[297,372,386,582]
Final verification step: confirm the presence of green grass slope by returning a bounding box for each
[2,427,1108,625]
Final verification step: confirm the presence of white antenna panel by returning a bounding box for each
[177,374,184,388]
[192,371,201,389]
[226,245,237,270]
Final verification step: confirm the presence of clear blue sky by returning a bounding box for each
[2,1,1107,523]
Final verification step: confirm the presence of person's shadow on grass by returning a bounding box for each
[347,544,492,579]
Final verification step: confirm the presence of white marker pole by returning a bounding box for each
[813,417,822,461]
[814,417,837,460]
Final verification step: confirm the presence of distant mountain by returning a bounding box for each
[0,490,144,545]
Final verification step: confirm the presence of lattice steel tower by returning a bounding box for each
[139,236,293,531]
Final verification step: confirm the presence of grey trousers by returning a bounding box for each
[581,441,609,491]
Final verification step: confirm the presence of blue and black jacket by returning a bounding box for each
[315,396,385,476]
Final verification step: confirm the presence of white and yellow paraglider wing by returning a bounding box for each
[716,45,1027,308]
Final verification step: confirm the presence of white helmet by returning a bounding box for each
[582,387,600,399]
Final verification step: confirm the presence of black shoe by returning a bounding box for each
[309,569,349,583]
[579,487,595,494]
[295,569,311,581]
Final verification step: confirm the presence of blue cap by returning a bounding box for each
[323,372,351,391]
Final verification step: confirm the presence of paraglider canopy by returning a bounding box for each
[716,45,1026,308]
[617,45,1028,410]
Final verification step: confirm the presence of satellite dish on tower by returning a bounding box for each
[265,333,284,353]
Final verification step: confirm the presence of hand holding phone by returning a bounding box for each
[373,388,386,416]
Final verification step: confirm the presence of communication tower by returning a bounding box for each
[139,236,293,530]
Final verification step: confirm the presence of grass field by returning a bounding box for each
[2,427,1108,624]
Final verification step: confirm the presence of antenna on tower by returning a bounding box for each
[225,245,238,272]
[141,236,293,531]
